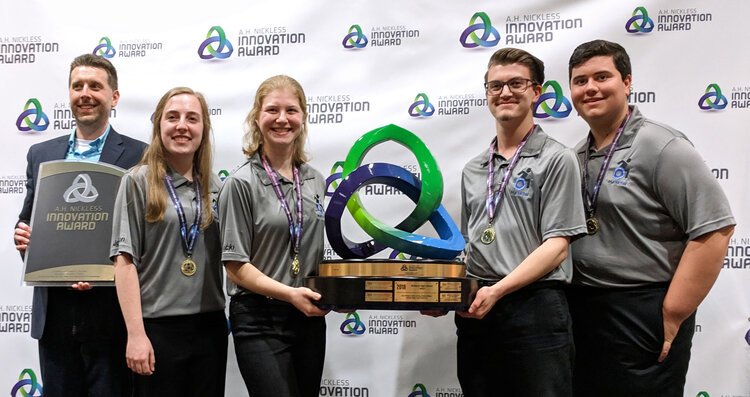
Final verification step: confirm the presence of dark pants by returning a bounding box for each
[455,284,573,397]
[134,310,228,397]
[38,288,131,397]
[567,284,695,397]
[230,294,326,397]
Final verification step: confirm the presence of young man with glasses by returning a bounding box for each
[455,47,587,396]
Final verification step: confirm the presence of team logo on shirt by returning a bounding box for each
[608,159,631,186]
[314,194,325,219]
[510,168,533,198]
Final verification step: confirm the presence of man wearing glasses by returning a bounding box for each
[455,47,587,396]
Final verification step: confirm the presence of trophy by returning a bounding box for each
[306,124,477,310]
[23,160,125,285]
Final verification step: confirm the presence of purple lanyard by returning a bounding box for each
[581,110,631,218]
[486,126,534,225]
[260,155,303,256]
[164,174,202,257]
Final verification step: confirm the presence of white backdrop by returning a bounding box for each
[1,1,748,396]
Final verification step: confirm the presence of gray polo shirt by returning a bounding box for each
[570,106,736,288]
[462,125,587,282]
[218,153,326,295]
[110,165,225,318]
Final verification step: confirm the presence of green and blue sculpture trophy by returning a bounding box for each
[306,124,478,310]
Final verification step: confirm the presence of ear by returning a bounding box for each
[111,89,120,107]
[622,74,632,97]
[532,83,543,103]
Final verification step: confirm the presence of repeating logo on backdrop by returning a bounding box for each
[307,93,371,124]
[409,93,435,117]
[625,7,655,33]
[16,98,49,132]
[10,369,43,397]
[93,36,116,58]
[0,304,32,332]
[198,26,233,60]
[533,80,571,119]
[342,25,368,49]
[409,92,485,117]
[408,383,431,397]
[625,6,713,33]
[0,35,60,64]
[724,236,750,270]
[342,23,420,49]
[320,378,370,397]
[698,83,728,111]
[236,25,306,57]
[93,35,163,58]
[340,312,366,336]
[460,12,500,48]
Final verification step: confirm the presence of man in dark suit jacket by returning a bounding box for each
[14,53,147,397]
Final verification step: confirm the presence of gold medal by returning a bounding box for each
[291,256,300,277]
[181,257,197,276]
[586,217,600,235]
[480,227,496,245]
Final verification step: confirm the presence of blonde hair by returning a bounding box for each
[140,87,214,229]
[242,75,309,164]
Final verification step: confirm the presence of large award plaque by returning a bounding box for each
[23,160,125,286]
[306,124,478,310]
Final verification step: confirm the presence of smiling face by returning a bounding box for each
[159,93,204,162]
[69,66,119,134]
[486,63,541,123]
[256,87,304,152]
[570,55,631,125]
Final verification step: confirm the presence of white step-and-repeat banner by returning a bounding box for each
[1,0,748,396]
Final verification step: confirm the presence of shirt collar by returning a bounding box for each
[578,105,645,156]
[250,152,315,186]
[481,124,545,167]
[67,124,111,159]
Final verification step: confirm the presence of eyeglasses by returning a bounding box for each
[484,78,536,95]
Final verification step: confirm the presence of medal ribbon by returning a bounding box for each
[486,126,534,226]
[260,155,303,258]
[164,174,202,258]
[581,110,631,218]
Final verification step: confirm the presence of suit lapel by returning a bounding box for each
[99,127,125,166]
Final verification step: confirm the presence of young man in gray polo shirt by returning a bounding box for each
[455,47,586,396]
[567,39,735,396]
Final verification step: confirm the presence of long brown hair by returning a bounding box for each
[242,75,309,164]
[140,87,214,229]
